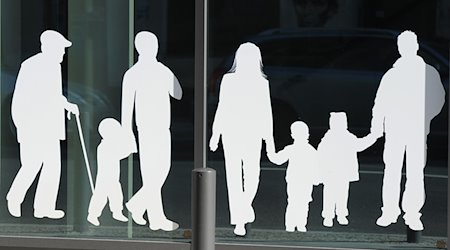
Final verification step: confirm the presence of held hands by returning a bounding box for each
[370,125,383,139]
[265,137,276,162]
[363,132,379,148]
[370,118,384,139]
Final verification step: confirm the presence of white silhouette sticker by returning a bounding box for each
[210,30,445,235]
[7,30,79,219]
[371,30,445,231]
[318,112,376,228]
[87,118,135,226]
[5,29,445,235]
[121,31,182,231]
[210,42,274,236]
[267,121,319,232]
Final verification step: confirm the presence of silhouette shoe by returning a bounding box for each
[296,225,307,232]
[244,206,255,223]
[323,218,333,227]
[404,216,424,231]
[34,210,65,219]
[149,219,179,231]
[233,224,246,236]
[285,225,295,232]
[126,202,146,225]
[112,212,128,222]
[87,214,100,226]
[376,214,398,227]
[7,200,21,218]
[337,216,349,225]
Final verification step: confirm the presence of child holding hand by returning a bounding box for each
[87,118,136,226]
[267,121,319,232]
[318,112,377,227]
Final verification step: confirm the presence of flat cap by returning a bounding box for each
[40,30,72,47]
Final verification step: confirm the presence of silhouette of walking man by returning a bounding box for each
[371,30,445,231]
[7,30,79,219]
[122,31,182,231]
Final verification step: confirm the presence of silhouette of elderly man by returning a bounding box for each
[122,31,182,231]
[7,30,79,219]
[371,30,445,231]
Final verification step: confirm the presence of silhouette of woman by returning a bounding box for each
[210,42,274,236]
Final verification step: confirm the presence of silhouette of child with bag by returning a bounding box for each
[267,121,319,232]
[87,118,136,226]
[318,112,377,227]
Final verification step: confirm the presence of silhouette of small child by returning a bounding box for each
[87,118,135,226]
[318,112,377,227]
[267,121,319,232]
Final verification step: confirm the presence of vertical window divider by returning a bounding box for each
[194,0,207,169]
[127,0,134,240]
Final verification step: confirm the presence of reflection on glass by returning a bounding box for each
[0,0,194,242]
[208,1,448,248]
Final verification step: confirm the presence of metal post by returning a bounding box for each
[194,0,207,170]
[192,168,216,250]
[192,0,215,248]
[127,0,134,239]
[406,227,421,243]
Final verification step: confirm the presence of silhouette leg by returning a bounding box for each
[109,180,127,223]
[87,181,108,226]
[297,183,313,231]
[322,182,335,227]
[402,137,426,230]
[34,140,63,218]
[222,138,244,226]
[336,181,349,225]
[139,129,177,231]
[126,187,147,225]
[6,142,43,217]
[242,139,261,223]
[377,136,404,226]
[285,183,296,232]
[125,128,163,225]
[297,201,309,232]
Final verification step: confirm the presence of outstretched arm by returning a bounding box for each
[355,133,378,152]
[267,146,289,165]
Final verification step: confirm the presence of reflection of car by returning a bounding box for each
[209,28,449,162]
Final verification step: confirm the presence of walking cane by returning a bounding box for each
[74,113,95,193]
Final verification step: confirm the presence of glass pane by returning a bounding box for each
[208,0,448,249]
[0,0,193,242]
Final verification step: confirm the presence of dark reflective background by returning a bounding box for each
[207,0,448,244]
[0,0,194,241]
[0,0,448,248]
